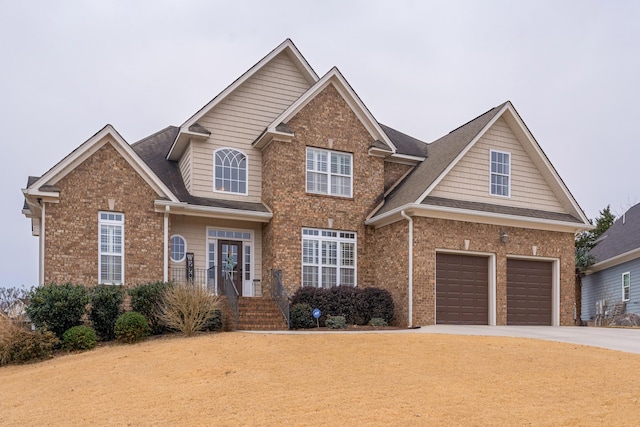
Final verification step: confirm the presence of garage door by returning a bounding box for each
[436,253,488,325]
[507,259,552,325]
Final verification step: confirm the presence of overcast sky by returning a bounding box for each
[1,0,639,288]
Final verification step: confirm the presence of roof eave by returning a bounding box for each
[154,200,273,223]
[366,203,590,233]
[587,247,640,274]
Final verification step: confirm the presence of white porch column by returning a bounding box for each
[39,202,46,285]
[163,205,169,282]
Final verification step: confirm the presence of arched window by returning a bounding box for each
[214,148,247,194]
[170,235,186,263]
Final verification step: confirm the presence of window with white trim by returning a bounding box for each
[99,212,124,285]
[306,147,352,197]
[622,272,630,301]
[170,235,186,263]
[490,150,511,197]
[214,148,247,194]
[302,228,356,288]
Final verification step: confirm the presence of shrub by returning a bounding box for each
[1,314,58,365]
[89,285,124,341]
[325,315,346,329]
[62,325,97,351]
[158,284,223,336]
[114,312,150,343]
[362,288,394,325]
[205,310,223,332]
[368,317,388,327]
[129,282,172,334]
[291,286,394,326]
[26,283,90,339]
[289,303,315,329]
[0,286,32,320]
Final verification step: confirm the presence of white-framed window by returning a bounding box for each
[214,148,248,195]
[302,228,356,288]
[306,147,352,197]
[170,235,186,263]
[622,272,630,301]
[490,150,511,197]
[99,212,124,285]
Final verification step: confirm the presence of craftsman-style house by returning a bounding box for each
[22,39,591,328]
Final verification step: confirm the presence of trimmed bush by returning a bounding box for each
[26,283,90,339]
[290,303,315,329]
[129,282,172,334]
[368,317,388,327]
[205,309,223,332]
[114,312,150,343]
[158,284,223,336]
[291,286,394,326]
[63,325,97,351]
[325,315,346,329]
[89,285,124,341]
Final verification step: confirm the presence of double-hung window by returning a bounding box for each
[490,150,510,197]
[306,147,352,197]
[99,212,124,285]
[214,148,247,194]
[302,228,356,288]
[622,272,630,301]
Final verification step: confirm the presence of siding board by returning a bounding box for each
[581,259,640,321]
[430,117,565,212]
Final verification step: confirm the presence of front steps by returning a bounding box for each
[235,297,288,331]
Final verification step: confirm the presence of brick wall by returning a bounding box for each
[372,216,576,326]
[262,83,385,295]
[383,162,413,193]
[44,141,165,286]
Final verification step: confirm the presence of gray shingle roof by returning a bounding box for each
[131,127,270,213]
[375,103,506,216]
[379,124,428,157]
[590,203,640,263]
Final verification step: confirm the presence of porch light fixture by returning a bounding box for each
[499,229,508,244]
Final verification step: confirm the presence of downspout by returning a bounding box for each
[40,202,45,285]
[400,210,413,328]
[163,205,169,282]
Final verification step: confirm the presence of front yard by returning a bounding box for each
[1,332,639,425]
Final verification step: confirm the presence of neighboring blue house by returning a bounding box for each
[581,203,640,322]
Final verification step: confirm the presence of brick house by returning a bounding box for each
[22,39,591,328]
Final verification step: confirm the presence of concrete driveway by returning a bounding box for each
[412,325,640,354]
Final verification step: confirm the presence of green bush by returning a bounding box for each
[26,283,90,339]
[62,325,97,351]
[129,282,172,335]
[291,286,394,326]
[368,317,388,327]
[289,303,315,329]
[114,312,150,343]
[325,315,346,329]
[89,285,124,341]
[205,309,223,331]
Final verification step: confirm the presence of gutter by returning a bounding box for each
[400,210,413,328]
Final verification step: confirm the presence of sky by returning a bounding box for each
[1,0,639,287]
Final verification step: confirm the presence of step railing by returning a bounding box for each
[170,266,216,293]
[271,269,290,329]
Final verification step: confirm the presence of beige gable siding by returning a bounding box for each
[189,52,312,202]
[178,142,192,193]
[430,117,565,213]
[169,215,263,285]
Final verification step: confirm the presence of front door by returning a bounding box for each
[219,240,243,296]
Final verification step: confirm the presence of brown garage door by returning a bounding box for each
[507,259,552,325]
[436,253,488,325]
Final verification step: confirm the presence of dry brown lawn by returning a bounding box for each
[2,331,640,426]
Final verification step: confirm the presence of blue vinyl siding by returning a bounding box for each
[581,258,640,321]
